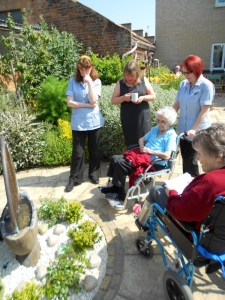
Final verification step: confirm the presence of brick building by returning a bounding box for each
[155,0,225,72]
[0,0,155,60]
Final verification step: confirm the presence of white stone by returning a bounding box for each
[47,234,59,247]
[36,264,48,280]
[89,253,101,269]
[84,275,98,291]
[54,224,66,235]
[38,223,48,235]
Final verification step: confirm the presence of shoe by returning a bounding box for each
[98,185,117,194]
[89,175,99,184]
[105,192,125,201]
[65,180,81,193]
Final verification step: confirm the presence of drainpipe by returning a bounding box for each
[122,41,138,59]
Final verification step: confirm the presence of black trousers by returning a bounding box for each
[180,138,199,177]
[107,155,134,189]
[69,128,101,183]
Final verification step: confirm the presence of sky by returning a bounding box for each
[78,0,156,36]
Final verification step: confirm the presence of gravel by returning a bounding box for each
[0,213,107,299]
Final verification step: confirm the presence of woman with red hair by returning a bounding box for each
[173,55,215,177]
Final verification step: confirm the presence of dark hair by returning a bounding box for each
[75,56,99,82]
[181,55,204,78]
[192,122,225,163]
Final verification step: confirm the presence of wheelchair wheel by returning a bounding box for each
[136,236,153,259]
[163,270,194,300]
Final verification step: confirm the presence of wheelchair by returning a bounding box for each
[106,133,185,211]
[134,196,225,300]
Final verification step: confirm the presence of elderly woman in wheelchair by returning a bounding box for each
[135,122,225,300]
[98,106,177,204]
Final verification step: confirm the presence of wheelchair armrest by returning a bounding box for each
[126,144,139,150]
[166,209,196,233]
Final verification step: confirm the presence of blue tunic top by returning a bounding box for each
[144,126,177,161]
[66,78,104,131]
[175,75,215,137]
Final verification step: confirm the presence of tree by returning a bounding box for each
[0,11,82,103]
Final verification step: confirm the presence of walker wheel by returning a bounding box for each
[136,236,153,259]
[163,270,194,300]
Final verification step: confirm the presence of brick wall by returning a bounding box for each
[0,0,132,56]
[155,0,225,70]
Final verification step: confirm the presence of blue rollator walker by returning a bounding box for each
[134,196,225,300]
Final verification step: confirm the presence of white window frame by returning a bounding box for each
[210,43,225,71]
[215,0,225,7]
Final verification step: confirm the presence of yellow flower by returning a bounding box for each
[58,119,72,139]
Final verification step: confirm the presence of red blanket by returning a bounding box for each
[123,148,154,187]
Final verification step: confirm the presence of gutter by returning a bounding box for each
[122,41,138,59]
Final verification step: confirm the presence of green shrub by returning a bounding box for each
[99,84,126,158]
[65,201,83,224]
[38,197,67,227]
[0,110,46,171]
[35,76,71,124]
[68,220,102,252]
[1,12,82,102]
[42,125,72,166]
[44,245,88,299]
[148,64,171,77]
[91,53,132,85]
[150,83,178,130]
[5,280,43,300]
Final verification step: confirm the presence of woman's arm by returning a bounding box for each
[187,105,210,138]
[83,75,99,104]
[66,96,96,108]
[111,81,130,105]
[139,77,156,102]
[172,101,180,112]
[142,148,172,160]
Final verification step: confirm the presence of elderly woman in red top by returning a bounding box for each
[149,122,225,227]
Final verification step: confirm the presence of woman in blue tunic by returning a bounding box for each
[173,55,215,177]
[65,56,104,192]
[111,60,156,147]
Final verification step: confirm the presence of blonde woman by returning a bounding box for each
[111,60,156,147]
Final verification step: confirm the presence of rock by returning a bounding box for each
[89,253,101,269]
[84,275,98,291]
[38,223,48,235]
[47,234,59,247]
[36,264,48,280]
[54,224,66,235]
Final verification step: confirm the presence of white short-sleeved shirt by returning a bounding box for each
[66,78,104,131]
[175,75,215,136]
[144,126,177,161]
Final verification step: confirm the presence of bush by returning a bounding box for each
[5,280,43,300]
[99,84,126,158]
[0,278,4,300]
[42,124,72,166]
[150,83,178,130]
[65,201,83,224]
[91,53,132,85]
[68,220,101,252]
[0,110,46,171]
[35,76,70,124]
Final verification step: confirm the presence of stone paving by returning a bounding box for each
[1,94,225,299]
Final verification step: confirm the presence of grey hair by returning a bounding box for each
[155,106,177,126]
[192,122,225,163]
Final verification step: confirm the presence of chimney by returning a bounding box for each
[121,23,132,30]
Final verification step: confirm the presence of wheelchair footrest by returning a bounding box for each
[134,216,149,232]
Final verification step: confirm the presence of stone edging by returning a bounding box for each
[84,208,124,300]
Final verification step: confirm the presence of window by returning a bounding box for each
[215,0,225,7]
[210,44,225,71]
[0,10,22,24]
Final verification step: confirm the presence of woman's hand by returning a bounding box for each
[133,95,145,104]
[186,129,196,139]
[83,74,92,84]
[141,146,152,154]
[124,93,131,102]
